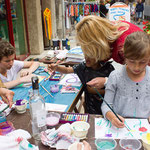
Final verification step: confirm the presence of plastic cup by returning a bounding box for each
[71,121,90,138]
[68,142,84,150]
[95,139,117,150]
[142,133,150,150]
[46,112,60,127]
[119,139,142,150]
[14,99,28,114]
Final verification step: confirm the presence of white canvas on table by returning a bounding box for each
[95,118,150,139]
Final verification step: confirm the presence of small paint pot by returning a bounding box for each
[71,121,90,139]
[46,112,60,127]
[68,142,84,150]
[95,139,117,150]
[142,133,150,150]
[14,99,28,114]
[50,85,59,93]
[119,139,141,150]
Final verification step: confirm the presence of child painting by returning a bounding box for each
[101,31,150,128]
[48,21,115,114]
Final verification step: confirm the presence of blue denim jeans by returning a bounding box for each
[136,12,143,19]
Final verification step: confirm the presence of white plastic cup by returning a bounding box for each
[68,142,84,150]
[95,139,117,150]
[119,139,142,150]
[142,133,150,150]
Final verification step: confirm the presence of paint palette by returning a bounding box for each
[59,112,89,124]
[49,72,63,81]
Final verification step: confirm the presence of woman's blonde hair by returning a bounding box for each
[75,15,129,62]
[124,31,150,60]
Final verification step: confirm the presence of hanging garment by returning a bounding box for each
[94,4,98,12]
[75,5,79,17]
[84,5,90,16]
[91,4,94,12]
[79,4,84,16]
[70,5,74,16]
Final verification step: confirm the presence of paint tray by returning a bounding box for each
[49,72,62,81]
[59,112,89,124]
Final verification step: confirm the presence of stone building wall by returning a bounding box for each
[25,0,65,53]
[25,0,44,54]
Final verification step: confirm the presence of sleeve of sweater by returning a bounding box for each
[101,70,117,118]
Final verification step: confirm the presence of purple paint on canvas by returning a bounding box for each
[105,134,112,137]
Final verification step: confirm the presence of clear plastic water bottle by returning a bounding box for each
[29,76,47,140]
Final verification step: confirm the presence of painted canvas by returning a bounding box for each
[95,118,150,139]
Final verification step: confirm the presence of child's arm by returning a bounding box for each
[106,111,125,128]
[86,77,107,89]
[4,74,35,89]
[20,61,40,77]
[48,64,74,74]
[86,85,105,95]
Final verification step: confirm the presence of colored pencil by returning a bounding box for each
[40,85,53,98]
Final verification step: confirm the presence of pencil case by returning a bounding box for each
[59,112,89,124]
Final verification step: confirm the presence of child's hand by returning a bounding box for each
[110,115,125,128]
[106,111,125,128]
[20,70,31,77]
[20,74,36,83]
[87,77,106,89]
[48,64,58,72]
[0,88,14,107]
[77,141,91,150]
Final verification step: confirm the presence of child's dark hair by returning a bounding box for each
[0,40,15,61]
[124,31,150,60]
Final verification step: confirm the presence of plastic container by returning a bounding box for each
[119,139,142,150]
[68,142,84,150]
[95,139,117,150]
[142,133,150,150]
[71,121,90,138]
[0,121,15,135]
[14,99,28,114]
[46,112,60,127]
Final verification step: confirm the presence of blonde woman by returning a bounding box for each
[75,15,143,89]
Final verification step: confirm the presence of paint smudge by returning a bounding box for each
[105,134,112,137]
[139,127,147,132]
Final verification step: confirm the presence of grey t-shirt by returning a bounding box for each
[101,65,150,118]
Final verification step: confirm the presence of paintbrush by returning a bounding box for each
[40,85,53,98]
[93,88,132,133]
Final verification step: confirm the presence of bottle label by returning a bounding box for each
[36,110,46,127]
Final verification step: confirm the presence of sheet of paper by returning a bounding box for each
[95,118,150,139]
[45,103,68,112]
[58,73,81,87]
